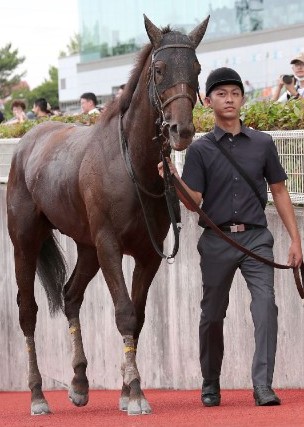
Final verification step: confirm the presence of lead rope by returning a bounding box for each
[172,175,304,299]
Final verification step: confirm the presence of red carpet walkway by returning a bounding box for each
[1,389,304,427]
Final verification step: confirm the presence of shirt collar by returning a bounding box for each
[213,121,251,142]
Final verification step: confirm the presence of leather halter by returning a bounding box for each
[148,43,198,130]
[119,40,200,260]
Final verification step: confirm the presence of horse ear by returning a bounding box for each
[144,14,163,48]
[188,15,210,48]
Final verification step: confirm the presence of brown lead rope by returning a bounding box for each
[172,175,304,299]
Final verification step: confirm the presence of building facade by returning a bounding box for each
[58,0,304,112]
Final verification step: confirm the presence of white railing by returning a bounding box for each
[173,130,304,205]
[1,131,304,204]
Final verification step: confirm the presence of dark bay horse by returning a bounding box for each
[6,15,209,415]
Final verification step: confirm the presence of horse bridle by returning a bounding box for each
[148,43,198,140]
[119,42,200,261]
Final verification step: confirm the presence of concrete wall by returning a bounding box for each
[1,184,303,391]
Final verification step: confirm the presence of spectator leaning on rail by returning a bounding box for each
[4,100,27,125]
[158,67,303,408]
[272,52,304,102]
[80,92,100,115]
[31,98,51,119]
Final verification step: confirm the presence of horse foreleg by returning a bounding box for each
[95,233,148,414]
[119,253,162,414]
[119,335,151,415]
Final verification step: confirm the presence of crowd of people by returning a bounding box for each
[2,50,303,127]
[0,83,127,126]
[0,97,60,126]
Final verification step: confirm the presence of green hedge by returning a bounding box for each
[193,98,304,132]
[0,114,99,139]
[1,99,304,138]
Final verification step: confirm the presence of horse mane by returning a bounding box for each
[103,26,172,122]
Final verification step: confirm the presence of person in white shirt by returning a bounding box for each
[272,52,304,102]
[80,92,100,114]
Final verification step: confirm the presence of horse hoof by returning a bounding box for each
[128,398,152,415]
[119,396,129,411]
[68,387,89,407]
[31,399,52,415]
[140,398,152,414]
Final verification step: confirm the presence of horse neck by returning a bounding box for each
[123,68,162,183]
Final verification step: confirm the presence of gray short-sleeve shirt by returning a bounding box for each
[181,124,287,227]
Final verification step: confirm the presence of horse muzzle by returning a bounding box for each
[166,121,195,151]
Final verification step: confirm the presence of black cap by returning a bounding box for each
[205,67,244,96]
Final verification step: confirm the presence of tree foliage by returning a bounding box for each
[0,43,25,98]
[28,66,59,108]
[5,66,59,118]
[59,33,81,57]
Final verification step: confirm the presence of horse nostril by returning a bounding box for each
[170,124,178,135]
[170,123,195,139]
[178,124,195,139]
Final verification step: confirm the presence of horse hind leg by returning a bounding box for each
[63,244,100,408]
[18,232,67,415]
[8,194,55,414]
[16,253,51,415]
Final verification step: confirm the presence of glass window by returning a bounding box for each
[78,0,304,63]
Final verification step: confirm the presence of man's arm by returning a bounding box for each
[269,181,303,267]
[158,158,202,211]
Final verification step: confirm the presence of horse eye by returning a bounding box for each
[193,61,201,75]
[154,61,166,83]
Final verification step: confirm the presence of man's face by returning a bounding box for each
[80,98,93,113]
[292,61,304,78]
[205,84,244,120]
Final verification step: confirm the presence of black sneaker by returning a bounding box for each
[253,385,281,406]
[201,379,221,407]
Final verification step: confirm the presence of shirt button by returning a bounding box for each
[234,177,238,181]
[234,210,238,214]
[234,193,237,197]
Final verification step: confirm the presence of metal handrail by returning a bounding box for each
[1,132,304,204]
[172,130,304,205]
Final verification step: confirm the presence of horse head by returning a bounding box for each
[144,14,210,151]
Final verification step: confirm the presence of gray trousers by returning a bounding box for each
[198,227,278,387]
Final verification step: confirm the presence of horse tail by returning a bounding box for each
[37,232,67,316]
